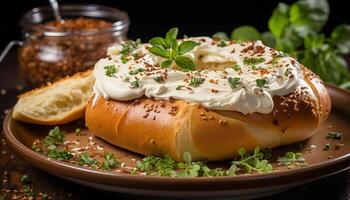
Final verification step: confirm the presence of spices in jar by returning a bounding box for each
[18,5,129,86]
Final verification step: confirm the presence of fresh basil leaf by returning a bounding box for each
[149,37,169,49]
[268,3,290,38]
[166,27,178,42]
[330,24,350,54]
[170,38,179,52]
[178,41,200,55]
[175,56,196,70]
[289,0,329,37]
[304,34,325,51]
[302,43,350,85]
[261,31,276,47]
[212,32,229,40]
[231,26,262,41]
[161,59,173,68]
[275,26,302,57]
[329,54,350,84]
[149,46,170,58]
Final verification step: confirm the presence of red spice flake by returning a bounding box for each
[259,69,269,75]
[242,44,255,53]
[254,45,265,54]
[169,97,175,103]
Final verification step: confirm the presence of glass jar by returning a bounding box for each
[18,4,130,86]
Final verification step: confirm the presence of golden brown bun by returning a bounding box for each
[13,70,94,125]
[85,67,331,162]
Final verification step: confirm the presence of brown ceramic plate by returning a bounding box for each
[3,84,350,199]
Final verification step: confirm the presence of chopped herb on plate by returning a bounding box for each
[327,131,342,140]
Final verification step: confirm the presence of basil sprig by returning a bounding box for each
[148,27,200,70]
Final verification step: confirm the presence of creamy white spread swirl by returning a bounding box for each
[93,37,308,114]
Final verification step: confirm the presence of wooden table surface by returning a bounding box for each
[0,50,349,200]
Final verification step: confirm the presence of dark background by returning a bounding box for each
[1,0,350,50]
[0,1,350,200]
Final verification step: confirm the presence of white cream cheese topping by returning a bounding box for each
[93,37,307,114]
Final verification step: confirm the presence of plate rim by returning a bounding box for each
[3,84,350,191]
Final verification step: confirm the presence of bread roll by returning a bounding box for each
[85,67,330,162]
[13,70,94,125]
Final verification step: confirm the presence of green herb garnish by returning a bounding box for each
[232,64,241,71]
[136,152,230,177]
[189,77,205,87]
[133,52,143,60]
[176,85,184,90]
[327,131,342,140]
[129,68,145,75]
[136,154,177,176]
[41,193,48,200]
[243,57,265,65]
[284,68,291,76]
[101,153,119,170]
[20,175,30,184]
[230,147,273,173]
[23,185,35,198]
[251,65,263,70]
[153,76,163,83]
[104,65,117,77]
[47,149,73,161]
[228,77,241,89]
[75,128,81,135]
[120,39,141,64]
[130,80,139,88]
[148,27,200,70]
[37,126,73,161]
[256,78,268,88]
[277,152,307,166]
[79,153,96,166]
[323,143,331,150]
[43,126,64,150]
[217,40,227,47]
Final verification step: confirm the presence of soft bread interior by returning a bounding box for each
[13,71,94,125]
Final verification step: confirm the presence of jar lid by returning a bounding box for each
[20,4,130,37]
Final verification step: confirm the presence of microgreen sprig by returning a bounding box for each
[148,27,200,70]
[277,152,307,166]
[230,147,273,173]
[327,131,342,140]
[120,39,141,63]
